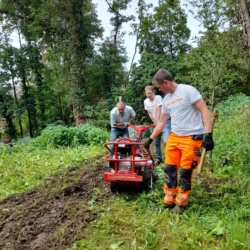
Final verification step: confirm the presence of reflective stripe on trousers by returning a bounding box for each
[175,187,190,206]
[163,184,177,205]
[163,184,190,206]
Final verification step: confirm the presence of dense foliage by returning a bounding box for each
[0,0,249,140]
[0,123,108,197]
[32,123,109,148]
[213,94,250,168]
[1,0,250,248]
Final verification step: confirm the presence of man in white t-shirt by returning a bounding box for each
[144,69,214,214]
[144,86,171,165]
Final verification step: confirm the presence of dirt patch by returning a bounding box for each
[0,162,112,250]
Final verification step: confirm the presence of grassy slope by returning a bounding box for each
[1,107,250,250]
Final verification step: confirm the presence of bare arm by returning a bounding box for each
[150,113,169,140]
[127,115,136,125]
[113,122,125,126]
[156,105,162,122]
[129,108,136,123]
[130,116,135,122]
[194,98,212,133]
[111,114,132,127]
[147,105,162,124]
[111,113,124,127]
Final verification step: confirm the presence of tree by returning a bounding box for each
[0,0,104,127]
[139,0,191,55]
[185,0,250,107]
[87,37,128,102]
[16,35,38,138]
[0,90,17,140]
[0,33,24,137]
[184,30,250,107]
[237,0,250,55]
[128,0,153,77]
[124,52,189,124]
[105,0,134,58]
[102,0,134,89]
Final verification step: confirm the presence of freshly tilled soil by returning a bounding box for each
[0,163,112,250]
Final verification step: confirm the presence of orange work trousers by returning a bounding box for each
[163,133,202,207]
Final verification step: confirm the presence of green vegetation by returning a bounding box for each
[32,124,109,148]
[0,124,109,198]
[0,0,250,248]
[1,0,250,138]
[213,94,250,172]
[1,95,250,249]
[67,96,250,249]
[0,144,104,198]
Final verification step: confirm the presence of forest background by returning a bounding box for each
[0,0,250,139]
[1,1,250,249]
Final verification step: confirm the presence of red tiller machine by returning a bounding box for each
[104,124,158,192]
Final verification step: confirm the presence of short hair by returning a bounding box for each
[116,101,126,106]
[152,69,173,85]
[144,85,154,92]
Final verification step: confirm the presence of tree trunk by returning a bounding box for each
[11,77,23,137]
[18,33,34,138]
[67,0,86,125]
[238,0,250,54]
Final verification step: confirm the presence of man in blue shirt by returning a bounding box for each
[110,101,136,151]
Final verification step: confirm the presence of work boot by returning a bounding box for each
[172,205,186,214]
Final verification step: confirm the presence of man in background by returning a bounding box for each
[144,85,171,165]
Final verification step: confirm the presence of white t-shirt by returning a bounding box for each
[110,105,136,128]
[161,84,205,136]
[144,95,162,122]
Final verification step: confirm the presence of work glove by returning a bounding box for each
[202,133,214,151]
[144,138,153,149]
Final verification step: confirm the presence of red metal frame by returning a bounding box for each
[104,124,155,183]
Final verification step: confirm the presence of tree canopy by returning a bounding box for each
[0,0,250,138]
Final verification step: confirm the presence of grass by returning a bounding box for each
[67,105,250,250]
[0,144,105,199]
[1,99,250,250]
[66,165,250,249]
[67,166,250,250]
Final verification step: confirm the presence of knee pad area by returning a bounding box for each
[179,167,193,191]
[164,164,177,189]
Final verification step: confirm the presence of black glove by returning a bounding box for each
[202,133,214,151]
[144,138,153,149]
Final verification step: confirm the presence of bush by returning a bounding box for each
[32,124,109,148]
[215,94,250,119]
[213,94,250,170]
